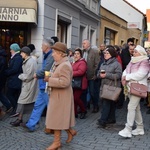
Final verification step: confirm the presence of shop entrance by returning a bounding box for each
[0,22,28,60]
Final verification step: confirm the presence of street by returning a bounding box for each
[0,101,150,150]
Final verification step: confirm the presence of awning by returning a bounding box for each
[0,0,37,24]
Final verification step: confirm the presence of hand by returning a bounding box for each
[44,76,49,82]
[33,73,37,78]
[92,75,97,80]
[121,80,126,86]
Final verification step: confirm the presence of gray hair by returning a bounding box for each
[43,37,54,47]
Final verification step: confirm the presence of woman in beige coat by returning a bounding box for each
[45,42,76,150]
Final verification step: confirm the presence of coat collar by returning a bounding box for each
[23,56,31,64]
[55,57,69,66]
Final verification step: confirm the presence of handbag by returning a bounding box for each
[72,77,82,89]
[130,83,148,98]
[101,76,121,101]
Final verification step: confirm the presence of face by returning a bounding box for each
[103,51,111,60]
[20,52,27,59]
[41,43,48,53]
[100,44,105,51]
[10,49,15,56]
[133,50,141,57]
[74,51,81,61]
[52,49,62,62]
[129,45,135,55]
[82,40,90,50]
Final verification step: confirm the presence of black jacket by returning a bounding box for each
[0,48,7,90]
[5,53,23,89]
[120,46,131,71]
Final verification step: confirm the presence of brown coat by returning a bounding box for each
[46,57,75,130]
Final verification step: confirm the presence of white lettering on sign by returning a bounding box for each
[0,8,27,21]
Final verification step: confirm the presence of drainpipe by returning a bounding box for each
[97,0,101,46]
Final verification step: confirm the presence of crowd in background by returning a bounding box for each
[0,37,150,149]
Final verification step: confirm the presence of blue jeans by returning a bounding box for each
[26,89,49,131]
[100,99,116,123]
[88,79,100,107]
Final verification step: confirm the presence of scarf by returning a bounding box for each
[131,55,149,63]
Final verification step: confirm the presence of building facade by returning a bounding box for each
[0,0,100,63]
[100,0,146,46]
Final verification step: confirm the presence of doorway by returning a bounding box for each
[0,22,28,60]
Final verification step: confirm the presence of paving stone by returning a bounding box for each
[0,100,150,149]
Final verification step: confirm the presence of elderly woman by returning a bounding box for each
[45,42,76,150]
[72,48,87,119]
[97,46,122,128]
[119,45,149,138]
[10,47,38,126]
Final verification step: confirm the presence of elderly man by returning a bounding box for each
[82,39,100,113]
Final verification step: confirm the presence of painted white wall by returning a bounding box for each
[101,0,144,30]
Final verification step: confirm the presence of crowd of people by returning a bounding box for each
[0,37,150,150]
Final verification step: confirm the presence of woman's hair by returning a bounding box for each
[74,48,83,58]
[106,45,117,58]
[114,45,121,54]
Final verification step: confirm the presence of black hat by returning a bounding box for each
[51,36,59,43]
[20,46,31,56]
[27,44,35,52]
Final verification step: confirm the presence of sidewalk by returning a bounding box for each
[0,100,150,150]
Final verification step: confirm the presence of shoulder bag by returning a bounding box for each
[101,76,121,101]
[130,83,148,98]
[72,77,82,89]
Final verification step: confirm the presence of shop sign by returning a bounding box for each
[127,22,139,28]
[0,7,36,23]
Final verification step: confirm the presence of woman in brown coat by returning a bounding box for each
[45,42,76,150]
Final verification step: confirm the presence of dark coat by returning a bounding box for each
[5,53,23,89]
[120,46,131,71]
[0,48,7,90]
[72,58,88,90]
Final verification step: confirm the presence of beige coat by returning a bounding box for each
[18,57,38,104]
[46,57,75,130]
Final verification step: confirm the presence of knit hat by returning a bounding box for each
[27,44,35,52]
[10,43,20,52]
[51,42,67,53]
[106,46,117,58]
[135,45,147,56]
[20,46,31,56]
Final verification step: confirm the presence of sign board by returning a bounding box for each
[127,22,139,28]
[0,7,36,23]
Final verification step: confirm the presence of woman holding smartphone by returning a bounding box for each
[97,46,122,128]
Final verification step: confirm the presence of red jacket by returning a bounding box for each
[72,58,88,90]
